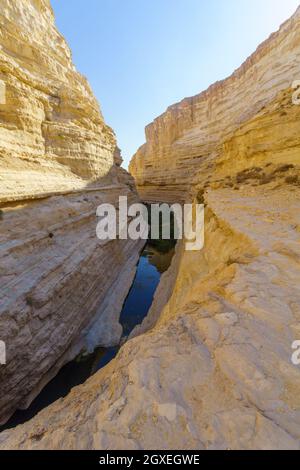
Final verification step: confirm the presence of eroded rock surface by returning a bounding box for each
[0,0,143,424]
[1,181,299,450]
[130,7,300,203]
[1,3,300,451]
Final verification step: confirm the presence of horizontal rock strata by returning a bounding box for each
[1,7,300,450]
[0,0,143,424]
[130,7,300,203]
[1,178,299,450]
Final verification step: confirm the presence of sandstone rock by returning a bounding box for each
[1,184,299,450]
[130,7,300,203]
[1,2,300,452]
[0,0,144,424]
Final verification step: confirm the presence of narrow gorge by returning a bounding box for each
[0,0,300,451]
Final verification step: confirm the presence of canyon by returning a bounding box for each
[0,0,300,451]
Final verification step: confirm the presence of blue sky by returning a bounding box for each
[51,0,299,168]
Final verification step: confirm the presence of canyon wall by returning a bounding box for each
[1,85,299,450]
[130,7,300,203]
[1,5,300,450]
[0,0,143,424]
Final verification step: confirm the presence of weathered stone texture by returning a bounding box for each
[0,0,143,424]
[130,8,300,203]
[1,3,300,451]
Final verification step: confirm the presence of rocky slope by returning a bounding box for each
[1,4,300,451]
[0,0,143,424]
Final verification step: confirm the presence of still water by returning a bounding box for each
[1,239,175,430]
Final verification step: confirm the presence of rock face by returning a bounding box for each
[1,175,300,449]
[1,5,300,451]
[0,0,114,193]
[130,7,300,203]
[0,0,144,424]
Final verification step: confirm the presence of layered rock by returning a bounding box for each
[1,5,300,451]
[0,0,143,424]
[0,0,125,201]
[130,7,300,203]
[1,163,300,450]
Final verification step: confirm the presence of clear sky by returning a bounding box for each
[51,0,299,168]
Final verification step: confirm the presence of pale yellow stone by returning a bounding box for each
[0,80,5,104]
[0,0,143,424]
[1,1,300,452]
[130,7,300,203]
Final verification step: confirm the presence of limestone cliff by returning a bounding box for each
[0,0,143,424]
[130,7,300,203]
[1,5,300,451]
